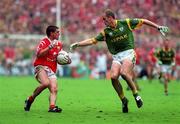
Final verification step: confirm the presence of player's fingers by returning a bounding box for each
[70,46,73,52]
[160,30,165,36]
[162,26,169,32]
[61,56,69,63]
[61,58,68,64]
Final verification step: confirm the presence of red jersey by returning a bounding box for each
[147,48,157,65]
[4,46,15,60]
[176,54,180,66]
[135,48,140,65]
[33,37,63,72]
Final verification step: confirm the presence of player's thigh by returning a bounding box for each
[110,62,121,79]
[36,69,50,85]
[121,59,134,76]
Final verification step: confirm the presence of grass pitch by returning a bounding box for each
[0,76,180,124]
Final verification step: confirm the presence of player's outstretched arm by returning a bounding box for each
[143,19,169,36]
[143,19,159,29]
[70,38,96,51]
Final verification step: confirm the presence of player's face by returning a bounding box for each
[164,40,169,49]
[54,29,60,40]
[102,16,113,27]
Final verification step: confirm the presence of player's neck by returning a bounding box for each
[110,20,117,29]
[48,37,54,42]
[163,47,170,51]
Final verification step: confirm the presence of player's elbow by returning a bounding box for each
[36,51,44,58]
[90,38,97,45]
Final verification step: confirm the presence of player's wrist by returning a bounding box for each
[49,40,58,50]
[48,44,54,50]
[73,42,79,48]
[76,42,79,47]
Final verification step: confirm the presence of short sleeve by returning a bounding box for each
[36,40,49,55]
[126,18,144,30]
[94,30,106,42]
[154,48,160,57]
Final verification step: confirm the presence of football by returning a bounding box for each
[57,50,71,65]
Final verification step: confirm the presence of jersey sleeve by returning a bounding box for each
[172,49,175,58]
[154,48,160,58]
[94,30,106,42]
[36,40,49,55]
[126,18,144,31]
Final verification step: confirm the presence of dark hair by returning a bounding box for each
[46,25,59,37]
[105,9,115,19]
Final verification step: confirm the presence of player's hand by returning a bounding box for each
[171,62,175,66]
[158,26,169,36]
[59,55,72,65]
[158,60,162,65]
[61,55,70,63]
[70,43,78,52]
[49,40,58,49]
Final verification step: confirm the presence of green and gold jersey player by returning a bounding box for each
[70,9,169,113]
[155,47,175,65]
[93,18,143,54]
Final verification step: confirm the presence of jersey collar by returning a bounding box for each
[163,47,170,52]
[107,20,118,29]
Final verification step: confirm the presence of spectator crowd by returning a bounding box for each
[0,0,180,36]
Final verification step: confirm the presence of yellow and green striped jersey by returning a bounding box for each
[155,48,175,65]
[94,18,143,54]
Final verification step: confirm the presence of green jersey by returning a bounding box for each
[155,48,175,65]
[94,18,143,54]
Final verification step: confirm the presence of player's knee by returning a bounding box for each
[54,87,58,93]
[41,80,50,88]
[111,73,119,80]
[120,70,127,77]
[121,71,131,79]
[51,86,58,94]
[42,83,49,88]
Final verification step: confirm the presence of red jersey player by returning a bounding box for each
[147,48,157,81]
[24,25,69,112]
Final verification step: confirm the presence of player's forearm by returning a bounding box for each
[143,19,159,29]
[76,38,95,47]
[37,47,49,57]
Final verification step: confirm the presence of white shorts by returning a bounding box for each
[112,49,136,65]
[34,65,57,79]
[159,64,172,74]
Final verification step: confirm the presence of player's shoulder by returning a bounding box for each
[170,48,175,53]
[37,37,49,46]
[40,37,50,43]
[121,18,142,23]
[118,18,133,25]
[170,47,175,51]
[117,19,126,23]
[155,48,162,53]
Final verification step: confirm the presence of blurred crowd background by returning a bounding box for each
[0,0,180,80]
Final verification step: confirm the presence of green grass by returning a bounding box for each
[0,76,180,124]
